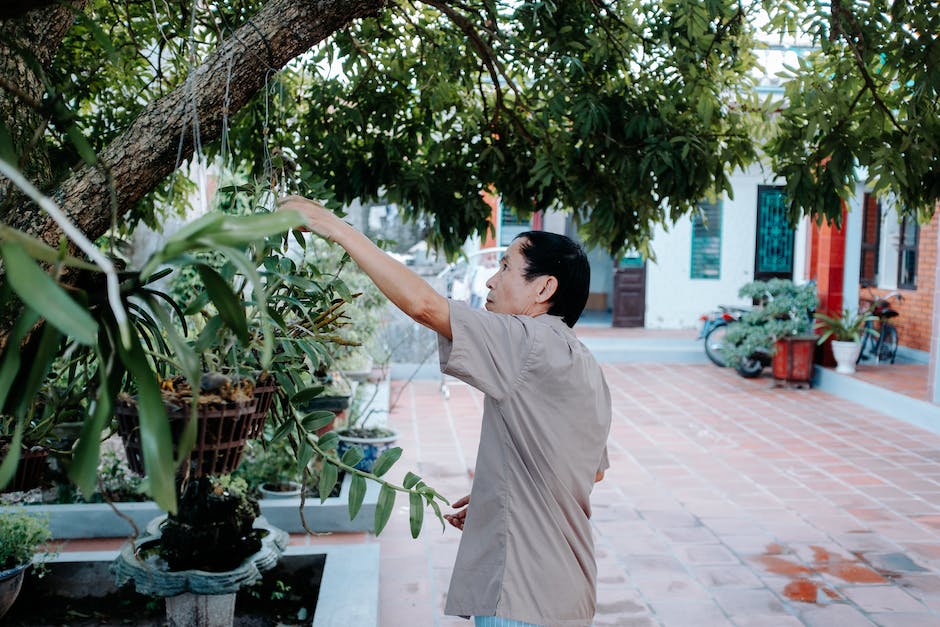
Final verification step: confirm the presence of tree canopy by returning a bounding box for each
[0,0,937,257]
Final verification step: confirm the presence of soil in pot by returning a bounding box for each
[2,554,325,626]
[159,477,261,572]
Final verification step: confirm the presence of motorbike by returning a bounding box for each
[697,305,751,368]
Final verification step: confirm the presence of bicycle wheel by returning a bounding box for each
[876,324,898,364]
[736,356,764,378]
[856,325,873,363]
[704,324,728,367]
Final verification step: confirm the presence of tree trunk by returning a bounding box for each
[0,1,87,197]
[2,0,388,249]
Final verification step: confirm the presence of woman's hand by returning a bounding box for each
[444,494,470,531]
[277,195,344,242]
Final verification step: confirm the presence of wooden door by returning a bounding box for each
[612,265,646,327]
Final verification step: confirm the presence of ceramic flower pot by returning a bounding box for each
[259,481,302,499]
[336,429,399,472]
[0,563,28,619]
[831,340,862,374]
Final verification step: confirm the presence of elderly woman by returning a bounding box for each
[279,196,611,627]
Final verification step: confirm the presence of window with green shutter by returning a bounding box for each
[691,200,722,279]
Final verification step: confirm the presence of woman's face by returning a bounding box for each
[484,239,551,317]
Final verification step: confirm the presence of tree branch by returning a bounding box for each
[5,0,390,249]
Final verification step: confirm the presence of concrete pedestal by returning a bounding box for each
[166,592,236,627]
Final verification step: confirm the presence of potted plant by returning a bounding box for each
[0,508,52,619]
[336,383,398,473]
[234,436,304,499]
[815,307,877,374]
[722,279,818,382]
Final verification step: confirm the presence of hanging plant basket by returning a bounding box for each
[246,375,278,440]
[0,441,49,494]
[115,380,263,478]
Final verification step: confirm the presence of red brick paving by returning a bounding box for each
[378,362,940,626]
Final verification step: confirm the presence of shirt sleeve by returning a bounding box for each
[597,445,610,474]
[437,300,532,401]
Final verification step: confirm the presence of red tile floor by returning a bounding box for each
[376,359,940,626]
[56,333,940,627]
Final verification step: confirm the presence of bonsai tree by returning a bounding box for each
[722,279,819,370]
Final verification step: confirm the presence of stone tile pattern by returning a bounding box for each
[378,363,940,626]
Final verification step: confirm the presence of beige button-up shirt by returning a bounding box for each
[439,301,611,627]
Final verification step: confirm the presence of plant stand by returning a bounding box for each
[772,336,816,388]
[166,592,235,627]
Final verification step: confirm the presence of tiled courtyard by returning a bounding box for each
[377,360,940,626]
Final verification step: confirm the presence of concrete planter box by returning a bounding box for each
[3,472,379,539]
[23,543,378,627]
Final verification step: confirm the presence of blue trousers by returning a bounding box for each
[473,617,545,627]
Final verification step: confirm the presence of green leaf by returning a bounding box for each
[68,370,113,497]
[370,446,402,477]
[197,264,249,345]
[341,445,365,467]
[291,386,325,405]
[0,421,24,491]
[0,309,39,413]
[0,224,99,271]
[348,474,366,520]
[318,461,338,503]
[147,296,200,385]
[0,120,16,165]
[66,124,97,165]
[317,431,339,452]
[402,471,421,489]
[0,241,98,345]
[12,321,61,418]
[271,418,295,442]
[427,497,446,532]
[409,492,424,538]
[217,245,273,367]
[297,442,315,469]
[374,484,395,535]
[118,335,177,514]
[302,410,336,432]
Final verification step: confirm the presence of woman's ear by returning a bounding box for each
[536,276,558,304]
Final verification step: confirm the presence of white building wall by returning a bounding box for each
[645,165,808,329]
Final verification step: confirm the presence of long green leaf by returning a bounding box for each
[348,474,366,520]
[318,461,338,503]
[68,366,113,497]
[0,309,39,413]
[374,484,395,535]
[371,447,402,477]
[0,225,100,271]
[409,492,424,538]
[0,241,98,345]
[118,336,177,514]
[147,297,200,385]
[0,421,24,491]
[217,245,273,367]
[13,320,61,419]
[197,264,249,345]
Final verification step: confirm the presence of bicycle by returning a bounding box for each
[857,290,902,364]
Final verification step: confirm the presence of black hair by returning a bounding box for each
[514,231,590,327]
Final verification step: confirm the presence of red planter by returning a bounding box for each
[773,336,817,386]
